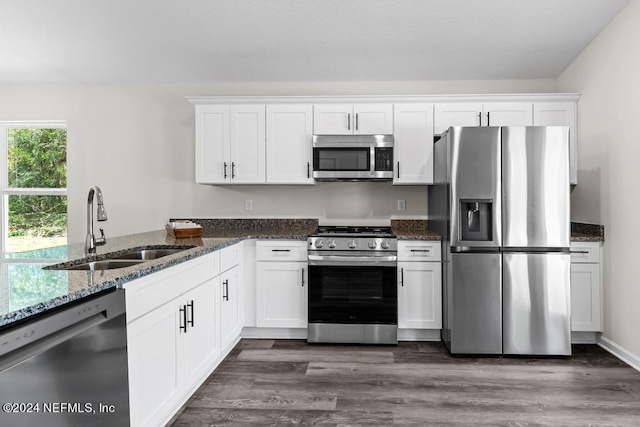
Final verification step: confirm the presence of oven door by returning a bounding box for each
[307,253,398,325]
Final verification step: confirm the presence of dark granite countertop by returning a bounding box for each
[1,219,318,330]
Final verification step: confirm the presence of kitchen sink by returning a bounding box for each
[109,247,193,261]
[62,259,146,271]
[45,245,196,271]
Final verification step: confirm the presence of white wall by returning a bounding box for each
[0,79,556,244]
[557,1,640,357]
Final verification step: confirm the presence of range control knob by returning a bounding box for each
[347,239,358,249]
[368,240,378,249]
[380,240,391,249]
[314,239,324,248]
[328,239,337,249]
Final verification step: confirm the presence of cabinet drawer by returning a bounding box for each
[256,240,307,261]
[220,242,241,272]
[398,241,441,261]
[570,242,600,263]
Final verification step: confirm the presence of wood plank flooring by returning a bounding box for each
[169,340,640,426]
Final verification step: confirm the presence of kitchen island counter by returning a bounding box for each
[0,220,318,329]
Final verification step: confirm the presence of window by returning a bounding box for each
[0,123,67,253]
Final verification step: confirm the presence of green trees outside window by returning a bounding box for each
[4,127,67,252]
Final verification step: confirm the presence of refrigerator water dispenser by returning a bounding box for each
[460,200,492,241]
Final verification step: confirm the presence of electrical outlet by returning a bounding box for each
[397,199,406,211]
[244,199,253,211]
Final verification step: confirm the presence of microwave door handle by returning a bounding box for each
[370,146,376,176]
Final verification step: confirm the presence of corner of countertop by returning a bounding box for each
[391,219,441,240]
[571,222,605,242]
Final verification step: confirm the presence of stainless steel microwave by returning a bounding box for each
[312,134,394,181]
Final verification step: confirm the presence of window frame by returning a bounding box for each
[0,121,68,254]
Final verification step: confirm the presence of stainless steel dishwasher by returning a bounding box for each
[0,289,129,427]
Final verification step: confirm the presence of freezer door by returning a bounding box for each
[503,252,571,356]
[502,126,570,248]
[449,252,502,354]
[450,127,501,248]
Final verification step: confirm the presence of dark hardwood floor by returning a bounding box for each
[170,340,640,426]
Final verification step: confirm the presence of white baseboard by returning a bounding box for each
[598,335,640,373]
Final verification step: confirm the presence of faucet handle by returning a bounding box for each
[96,228,107,246]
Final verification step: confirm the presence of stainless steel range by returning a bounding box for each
[307,226,398,344]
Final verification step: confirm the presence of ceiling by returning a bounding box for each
[0,0,630,84]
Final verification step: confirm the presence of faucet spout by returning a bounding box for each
[85,186,108,255]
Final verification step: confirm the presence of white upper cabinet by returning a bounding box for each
[393,103,435,184]
[483,102,533,127]
[434,102,533,134]
[534,102,578,185]
[194,104,266,184]
[195,105,229,184]
[229,105,266,183]
[266,104,314,184]
[434,102,484,134]
[313,103,393,135]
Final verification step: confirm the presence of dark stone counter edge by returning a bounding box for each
[0,234,309,329]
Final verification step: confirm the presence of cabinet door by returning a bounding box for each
[570,263,601,332]
[195,105,230,183]
[256,261,308,328]
[353,104,394,134]
[393,103,434,184]
[398,261,442,329]
[484,102,533,126]
[220,266,242,349]
[229,105,266,183]
[127,301,182,427]
[182,279,220,388]
[266,104,314,184]
[434,102,483,134]
[313,104,353,134]
[534,102,577,184]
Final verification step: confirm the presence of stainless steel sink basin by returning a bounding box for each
[63,259,146,271]
[110,248,192,261]
[44,245,196,271]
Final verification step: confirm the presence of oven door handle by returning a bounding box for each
[308,254,397,267]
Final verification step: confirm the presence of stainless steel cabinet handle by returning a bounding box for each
[180,305,188,333]
[570,250,590,254]
[410,249,431,253]
[347,113,351,130]
[231,162,236,179]
[301,268,305,287]
[400,268,404,287]
[223,279,229,301]
[307,162,310,179]
[271,249,291,252]
[397,161,400,179]
[486,112,490,126]
[355,113,359,130]
[478,112,482,126]
[223,162,228,179]
[187,300,194,327]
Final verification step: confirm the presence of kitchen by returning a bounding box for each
[1,0,639,425]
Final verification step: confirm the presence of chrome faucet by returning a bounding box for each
[85,186,108,255]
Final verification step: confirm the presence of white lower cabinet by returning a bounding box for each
[397,241,442,331]
[126,274,220,427]
[570,242,602,332]
[256,240,308,328]
[220,264,242,349]
[125,244,245,427]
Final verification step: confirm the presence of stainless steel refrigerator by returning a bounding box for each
[429,126,571,356]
